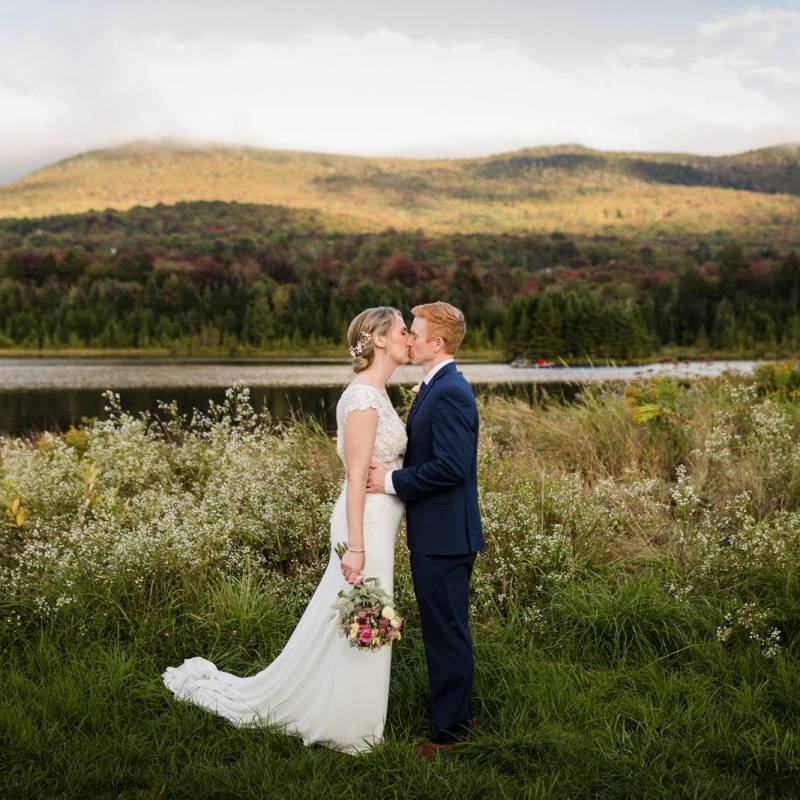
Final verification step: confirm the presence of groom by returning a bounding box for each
[367,301,484,758]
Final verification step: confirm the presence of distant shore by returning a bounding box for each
[0,346,792,366]
[0,346,505,362]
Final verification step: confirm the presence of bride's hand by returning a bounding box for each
[341,548,365,583]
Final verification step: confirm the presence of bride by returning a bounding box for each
[163,307,410,754]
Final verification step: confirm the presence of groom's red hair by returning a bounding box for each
[411,301,466,354]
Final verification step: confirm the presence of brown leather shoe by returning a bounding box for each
[414,736,470,760]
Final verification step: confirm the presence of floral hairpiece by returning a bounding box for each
[349,330,373,358]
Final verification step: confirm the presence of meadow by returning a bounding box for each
[2,367,800,798]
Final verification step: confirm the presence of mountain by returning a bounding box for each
[1,139,799,238]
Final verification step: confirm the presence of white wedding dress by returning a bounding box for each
[163,382,407,754]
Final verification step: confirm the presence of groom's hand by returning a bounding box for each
[367,461,387,494]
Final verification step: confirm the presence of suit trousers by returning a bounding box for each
[409,550,477,744]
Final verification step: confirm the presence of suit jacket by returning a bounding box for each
[391,362,484,555]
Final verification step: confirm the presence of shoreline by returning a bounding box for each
[0,347,791,366]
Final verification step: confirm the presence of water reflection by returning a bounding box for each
[0,358,764,437]
[0,382,581,437]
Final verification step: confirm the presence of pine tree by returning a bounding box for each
[530,295,562,358]
[711,299,737,351]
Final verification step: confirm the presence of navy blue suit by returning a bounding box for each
[391,361,483,743]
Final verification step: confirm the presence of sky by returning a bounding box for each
[1,1,799,183]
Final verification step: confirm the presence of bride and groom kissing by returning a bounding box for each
[164,301,484,759]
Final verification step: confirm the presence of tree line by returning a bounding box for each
[0,201,797,359]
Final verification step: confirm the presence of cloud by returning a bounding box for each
[698,5,800,37]
[613,42,676,62]
[0,27,794,182]
[695,4,800,91]
[744,65,800,85]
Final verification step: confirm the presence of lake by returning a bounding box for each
[0,357,766,436]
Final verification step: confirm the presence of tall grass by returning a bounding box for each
[2,369,800,797]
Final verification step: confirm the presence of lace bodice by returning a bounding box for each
[335,383,407,470]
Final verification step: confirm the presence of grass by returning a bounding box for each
[3,371,800,797]
[2,572,798,799]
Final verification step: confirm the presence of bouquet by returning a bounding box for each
[331,542,404,650]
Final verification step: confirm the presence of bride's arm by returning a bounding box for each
[341,407,379,581]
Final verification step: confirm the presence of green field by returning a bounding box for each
[3,369,800,798]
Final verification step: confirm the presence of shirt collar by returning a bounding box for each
[423,357,455,384]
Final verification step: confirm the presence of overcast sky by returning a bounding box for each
[1,1,799,183]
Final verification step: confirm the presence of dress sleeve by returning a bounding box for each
[339,385,381,424]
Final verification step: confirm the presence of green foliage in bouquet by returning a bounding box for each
[331,542,403,649]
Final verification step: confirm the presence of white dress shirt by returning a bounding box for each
[384,357,455,495]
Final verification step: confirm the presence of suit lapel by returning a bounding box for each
[406,362,457,429]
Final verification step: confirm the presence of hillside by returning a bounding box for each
[1,140,799,239]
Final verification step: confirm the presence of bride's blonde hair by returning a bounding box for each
[347,307,401,373]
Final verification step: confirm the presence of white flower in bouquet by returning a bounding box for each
[331,542,405,650]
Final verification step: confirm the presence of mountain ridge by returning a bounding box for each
[40,137,800,170]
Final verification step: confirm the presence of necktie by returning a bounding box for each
[412,380,429,407]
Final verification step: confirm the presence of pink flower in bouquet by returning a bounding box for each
[359,626,373,643]
[332,547,405,650]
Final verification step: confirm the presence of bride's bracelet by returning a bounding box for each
[347,546,365,553]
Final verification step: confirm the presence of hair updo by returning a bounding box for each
[346,306,401,373]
